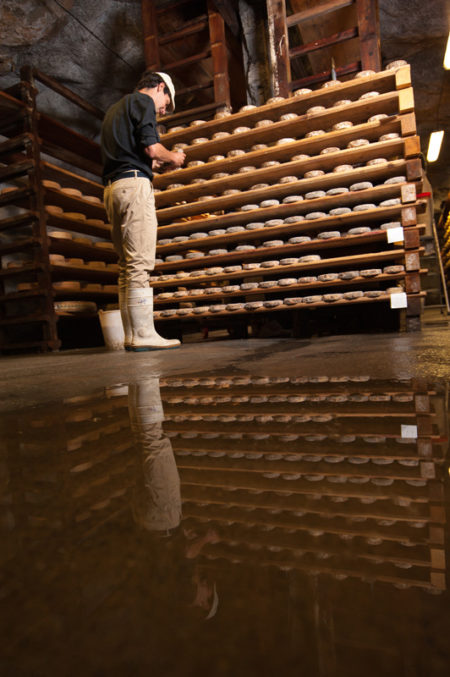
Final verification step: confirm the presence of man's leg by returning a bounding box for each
[107,177,179,351]
[104,182,132,349]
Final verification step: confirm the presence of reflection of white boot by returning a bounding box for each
[118,284,132,351]
[128,288,180,352]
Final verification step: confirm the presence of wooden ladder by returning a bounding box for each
[141,0,245,122]
[266,0,381,95]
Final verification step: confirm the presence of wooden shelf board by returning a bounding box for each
[0,312,52,327]
[156,161,414,223]
[46,213,111,239]
[0,211,38,232]
[42,161,103,198]
[179,471,429,503]
[154,127,407,192]
[159,70,410,146]
[155,291,426,322]
[156,198,422,240]
[53,289,118,300]
[156,188,411,255]
[155,143,409,210]
[0,263,43,279]
[154,233,413,274]
[155,118,408,195]
[0,236,40,256]
[50,263,118,283]
[152,249,410,286]
[0,90,27,113]
[154,272,410,305]
[44,187,106,218]
[48,238,117,262]
[183,492,429,532]
[176,456,425,482]
[0,187,33,209]
[0,289,48,303]
[38,113,102,169]
[0,339,56,352]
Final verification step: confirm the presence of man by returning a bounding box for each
[101,71,186,351]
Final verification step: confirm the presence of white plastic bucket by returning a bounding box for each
[98,309,125,350]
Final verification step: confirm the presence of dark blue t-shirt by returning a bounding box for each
[101,91,160,184]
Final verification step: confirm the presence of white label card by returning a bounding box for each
[401,424,418,439]
[390,292,408,308]
[387,227,404,243]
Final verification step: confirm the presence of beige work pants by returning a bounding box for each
[103,176,157,289]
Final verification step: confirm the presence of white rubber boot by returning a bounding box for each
[127,287,181,351]
[118,283,132,351]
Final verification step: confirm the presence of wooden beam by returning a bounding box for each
[159,17,208,45]
[290,61,360,90]
[31,68,105,120]
[267,0,291,97]
[141,0,160,69]
[289,27,358,59]
[164,49,212,71]
[176,80,214,98]
[208,0,231,108]
[213,0,241,38]
[159,100,228,126]
[287,0,354,27]
[356,0,381,71]
[156,0,192,13]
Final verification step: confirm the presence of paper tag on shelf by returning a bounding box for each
[390,292,407,308]
[387,226,404,243]
[401,424,418,439]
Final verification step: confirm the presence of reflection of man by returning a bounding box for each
[129,378,182,533]
[101,71,185,351]
[129,378,219,619]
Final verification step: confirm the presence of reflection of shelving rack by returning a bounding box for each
[152,65,425,336]
[0,386,137,664]
[3,390,133,535]
[157,374,447,592]
[0,68,117,352]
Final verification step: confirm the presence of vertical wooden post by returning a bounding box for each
[19,66,60,351]
[208,0,231,108]
[356,0,382,71]
[141,0,160,70]
[266,0,291,97]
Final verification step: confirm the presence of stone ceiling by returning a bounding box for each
[0,0,449,206]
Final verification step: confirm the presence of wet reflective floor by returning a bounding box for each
[1,334,449,676]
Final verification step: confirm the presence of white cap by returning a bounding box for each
[155,72,175,113]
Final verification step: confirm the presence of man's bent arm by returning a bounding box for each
[145,142,185,168]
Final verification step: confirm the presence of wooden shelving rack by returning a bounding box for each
[152,64,426,336]
[437,193,450,303]
[0,63,427,350]
[0,68,117,353]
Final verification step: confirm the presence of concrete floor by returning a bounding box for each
[1,324,449,676]
[1,322,450,411]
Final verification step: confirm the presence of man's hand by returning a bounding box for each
[169,149,186,168]
[145,142,186,169]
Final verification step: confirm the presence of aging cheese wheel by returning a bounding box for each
[49,230,72,240]
[46,205,64,215]
[42,179,61,189]
[61,187,82,197]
